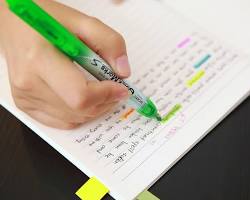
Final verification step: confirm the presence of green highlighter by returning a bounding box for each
[6,0,162,121]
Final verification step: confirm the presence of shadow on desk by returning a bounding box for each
[1,97,250,200]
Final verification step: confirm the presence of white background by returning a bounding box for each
[165,0,250,54]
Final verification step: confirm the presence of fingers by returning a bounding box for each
[11,77,83,123]
[9,31,128,128]
[36,0,131,78]
[26,109,80,130]
[76,17,131,78]
[11,85,82,129]
[37,46,87,109]
[12,77,119,125]
[39,47,129,110]
[5,0,132,129]
[85,102,118,117]
[81,80,129,107]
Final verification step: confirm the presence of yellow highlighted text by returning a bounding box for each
[187,70,205,87]
[161,104,182,123]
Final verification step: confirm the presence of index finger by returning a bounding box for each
[39,47,129,111]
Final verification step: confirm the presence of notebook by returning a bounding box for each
[1,0,250,199]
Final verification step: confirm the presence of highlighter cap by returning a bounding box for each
[137,99,161,121]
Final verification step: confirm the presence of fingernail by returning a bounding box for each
[115,55,131,77]
[115,90,129,101]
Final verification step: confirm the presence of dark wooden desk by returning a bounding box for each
[1,98,250,200]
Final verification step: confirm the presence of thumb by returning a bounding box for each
[76,17,131,78]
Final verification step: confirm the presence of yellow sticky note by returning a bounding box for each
[137,190,160,200]
[76,177,109,200]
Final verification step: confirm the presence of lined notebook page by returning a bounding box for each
[1,0,250,199]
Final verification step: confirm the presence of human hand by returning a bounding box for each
[0,0,131,129]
